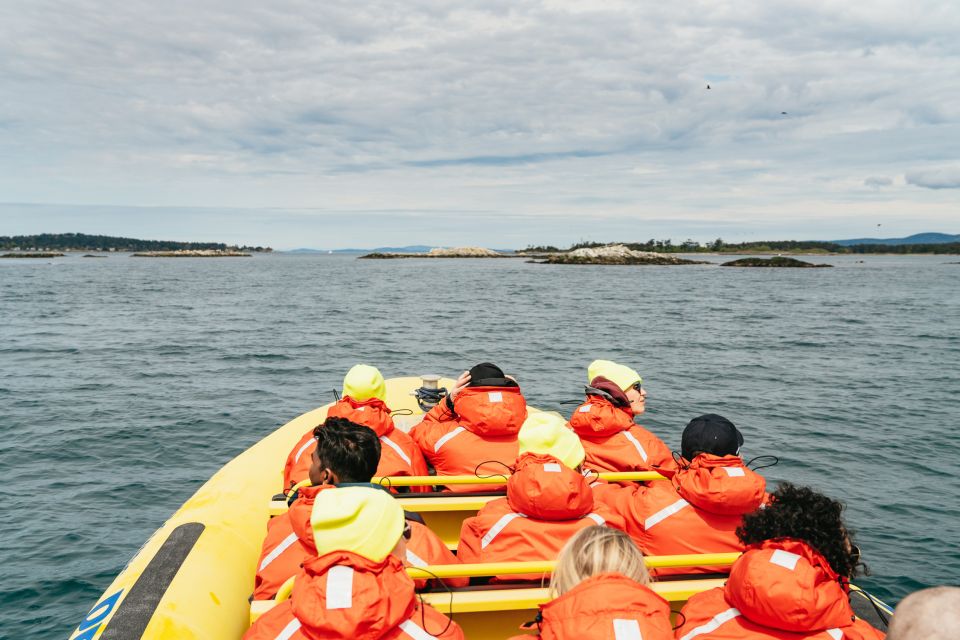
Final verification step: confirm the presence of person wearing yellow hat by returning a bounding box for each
[457,412,625,579]
[244,486,465,640]
[282,364,430,494]
[568,360,675,478]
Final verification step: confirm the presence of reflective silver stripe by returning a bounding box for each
[325,565,353,609]
[644,498,690,529]
[578,404,592,413]
[678,607,741,640]
[723,466,745,477]
[481,512,524,549]
[826,629,843,639]
[406,548,428,567]
[258,532,299,571]
[275,618,302,640]
[622,431,649,462]
[398,619,438,640]
[770,549,802,571]
[433,426,466,453]
[543,463,562,473]
[585,512,606,525]
[293,438,316,463]
[380,435,412,465]
[488,391,503,403]
[613,618,643,640]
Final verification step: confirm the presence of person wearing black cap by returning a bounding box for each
[602,414,768,577]
[409,363,528,493]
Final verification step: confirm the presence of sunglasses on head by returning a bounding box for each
[631,382,643,393]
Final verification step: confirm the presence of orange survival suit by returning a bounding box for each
[409,386,527,493]
[601,453,766,576]
[282,396,429,492]
[458,453,623,579]
[568,377,675,477]
[244,550,464,640]
[675,539,885,640]
[253,485,465,600]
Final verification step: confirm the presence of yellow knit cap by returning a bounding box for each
[518,411,586,469]
[342,364,386,402]
[587,359,642,392]
[311,487,405,562]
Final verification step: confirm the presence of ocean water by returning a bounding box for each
[1,252,958,638]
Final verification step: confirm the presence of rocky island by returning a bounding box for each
[1,252,64,258]
[528,244,708,265]
[131,250,252,257]
[721,257,832,268]
[360,247,509,259]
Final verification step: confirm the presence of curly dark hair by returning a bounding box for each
[312,417,381,483]
[736,483,862,579]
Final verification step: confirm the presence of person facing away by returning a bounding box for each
[568,359,675,477]
[283,364,429,492]
[254,418,463,600]
[675,483,885,640]
[508,526,674,640]
[887,586,960,640]
[457,412,623,580]
[409,362,527,493]
[600,414,766,576]
[244,486,464,640]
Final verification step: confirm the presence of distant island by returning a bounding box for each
[0,233,272,253]
[360,247,511,259]
[721,257,832,268]
[529,244,707,265]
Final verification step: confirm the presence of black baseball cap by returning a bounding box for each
[681,414,744,460]
[468,362,517,388]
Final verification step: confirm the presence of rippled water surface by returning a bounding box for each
[1,253,958,638]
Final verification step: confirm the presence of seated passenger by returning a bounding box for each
[458,412,623,580]
[508,526,673,640]
[244,487,464,639]
[282,364,428,492]
[254,418,463,600]
[409,362,527,493]
[569,359,674,476]
[888,586,960,640]
[603,414,766,576]
[675,483,885,639]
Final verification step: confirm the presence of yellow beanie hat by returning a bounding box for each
[311,487,405,562]
[518,411,586,469]
[342,364,386,402]
[587,359,642,392]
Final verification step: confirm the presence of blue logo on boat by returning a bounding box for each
[73,590,123,640]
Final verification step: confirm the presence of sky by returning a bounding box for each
[1,0,958,249]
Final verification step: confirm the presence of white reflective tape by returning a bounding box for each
[644,499,690,530]
[585,512,606,526]
[826,630,843,640]
[406,548,428,568]
[488,391,503,403]
[399,619,438,640]
[293,438,316,463]
[613,618,643,640]
[433,426,466,453]
[481,512,523,549]
[578,404,592,413]
[723,467,746,477]
[258,532,299,571]
[356,406,366,411]
[275,618,302,640]
[380,435,412,466]
[770,549,802,571]
[678,608,741,640]
[622,431,649,462]
[325,565,354,610]
[543,463,562,473]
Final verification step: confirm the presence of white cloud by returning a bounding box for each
[906,166,960,190]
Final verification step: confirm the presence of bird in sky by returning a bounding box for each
[706,84,711,89]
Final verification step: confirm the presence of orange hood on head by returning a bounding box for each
[292,551,417,640]
[506,453,593,520]
[568,394,635,437]
[326,396,394,437]
[454,386,527,437]
[673,454,766,516]
[725,538,854,633]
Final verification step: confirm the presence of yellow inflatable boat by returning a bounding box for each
[70,376,892,639]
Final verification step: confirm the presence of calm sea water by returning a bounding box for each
[1,252,958,638]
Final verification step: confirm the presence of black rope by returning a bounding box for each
[473,460,514,484]
[414,566,454,637]
[414,386,448,412]
[851,587,890,628]
[332,388,340,402]
[745,455,780,472]
[670,609,687,631]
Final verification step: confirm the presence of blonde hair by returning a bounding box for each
[550,526,650,597]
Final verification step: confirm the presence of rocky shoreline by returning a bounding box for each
[131,250,252,258]
[721,257,832,268]
[528,244,709,265]
[1,252,64,258]
[360,247,512,259]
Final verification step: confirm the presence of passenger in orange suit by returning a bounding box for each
[569,359,675,477]
[409,363,527,493]
[254,418,463,600]
[602,414,766,576]
[458,412,623,580]
[244,487,464,640]
[508,526,673,640]
[675,483,885,640]
[282,364,429,492]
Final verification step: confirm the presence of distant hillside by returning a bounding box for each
[832,232,960,246]
[0,233,270,252]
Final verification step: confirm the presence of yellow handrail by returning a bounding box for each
[372,471,666,487]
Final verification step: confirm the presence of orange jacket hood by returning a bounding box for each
[725,539,855,633]
[568,395,635,438]
[292,551,417,640]
[453,386,527,436]
[673,454,766,515]
[288,484,339,556]
[507,453,594,520]
[539,573,673,640]
[327,396,394,437]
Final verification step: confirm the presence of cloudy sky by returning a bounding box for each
[1,1,958,249]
